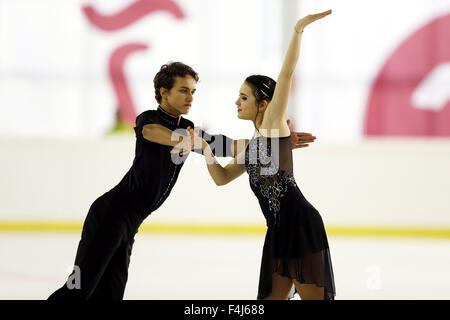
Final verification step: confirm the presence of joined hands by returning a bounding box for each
[170,121,316,155]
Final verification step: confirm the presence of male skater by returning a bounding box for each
[48,62,316,299]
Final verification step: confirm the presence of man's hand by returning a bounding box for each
[170,126,205,155]
[189,126,204,151]
[287,119,316,149]
[170,126,195,155]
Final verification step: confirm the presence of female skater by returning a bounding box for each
[194,10,336,300]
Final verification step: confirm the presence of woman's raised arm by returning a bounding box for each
[265,10,332,123]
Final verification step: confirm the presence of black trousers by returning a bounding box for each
[48,194,138,300]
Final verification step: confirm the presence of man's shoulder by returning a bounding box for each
[136,108,159,124]
[137,108,158,118]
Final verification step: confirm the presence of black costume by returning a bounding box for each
[48,106,233,300]
[244,135,336,300]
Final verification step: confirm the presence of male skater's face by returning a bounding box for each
[161,75,197,116]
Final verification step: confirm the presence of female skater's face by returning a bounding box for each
[235,82,259,121]
[161,75,197,116]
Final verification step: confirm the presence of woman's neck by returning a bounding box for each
[252,112,265,135]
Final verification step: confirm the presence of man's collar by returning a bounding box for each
[157,105,181,126]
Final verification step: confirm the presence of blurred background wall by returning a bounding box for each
[1,0,450,237]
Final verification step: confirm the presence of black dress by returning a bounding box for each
[245,135,336,300]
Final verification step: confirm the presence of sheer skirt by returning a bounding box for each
[258,233,335,300]
[257,194,336,300]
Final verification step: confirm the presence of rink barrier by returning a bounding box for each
[0,220,449,239]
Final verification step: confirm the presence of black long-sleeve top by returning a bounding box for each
[108,106,233,228]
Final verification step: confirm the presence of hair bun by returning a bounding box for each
[245,75,276,102]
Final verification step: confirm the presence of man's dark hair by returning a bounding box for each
[153,62,199,103]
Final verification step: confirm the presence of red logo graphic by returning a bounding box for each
[109,44,149,124]
[364,13,450,136]
[82,0,184,31]
[82,0,185,125]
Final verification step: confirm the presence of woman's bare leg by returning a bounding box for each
[263,273,294,300]
[293,280,325,300]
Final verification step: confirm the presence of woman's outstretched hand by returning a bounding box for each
[295,9,332,33]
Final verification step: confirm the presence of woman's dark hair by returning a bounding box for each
[154,62,199,103]
[245,75,276,104]
[245,75,276,133]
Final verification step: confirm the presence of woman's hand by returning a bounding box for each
[185,126,207,153]
[295,9,332,33]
